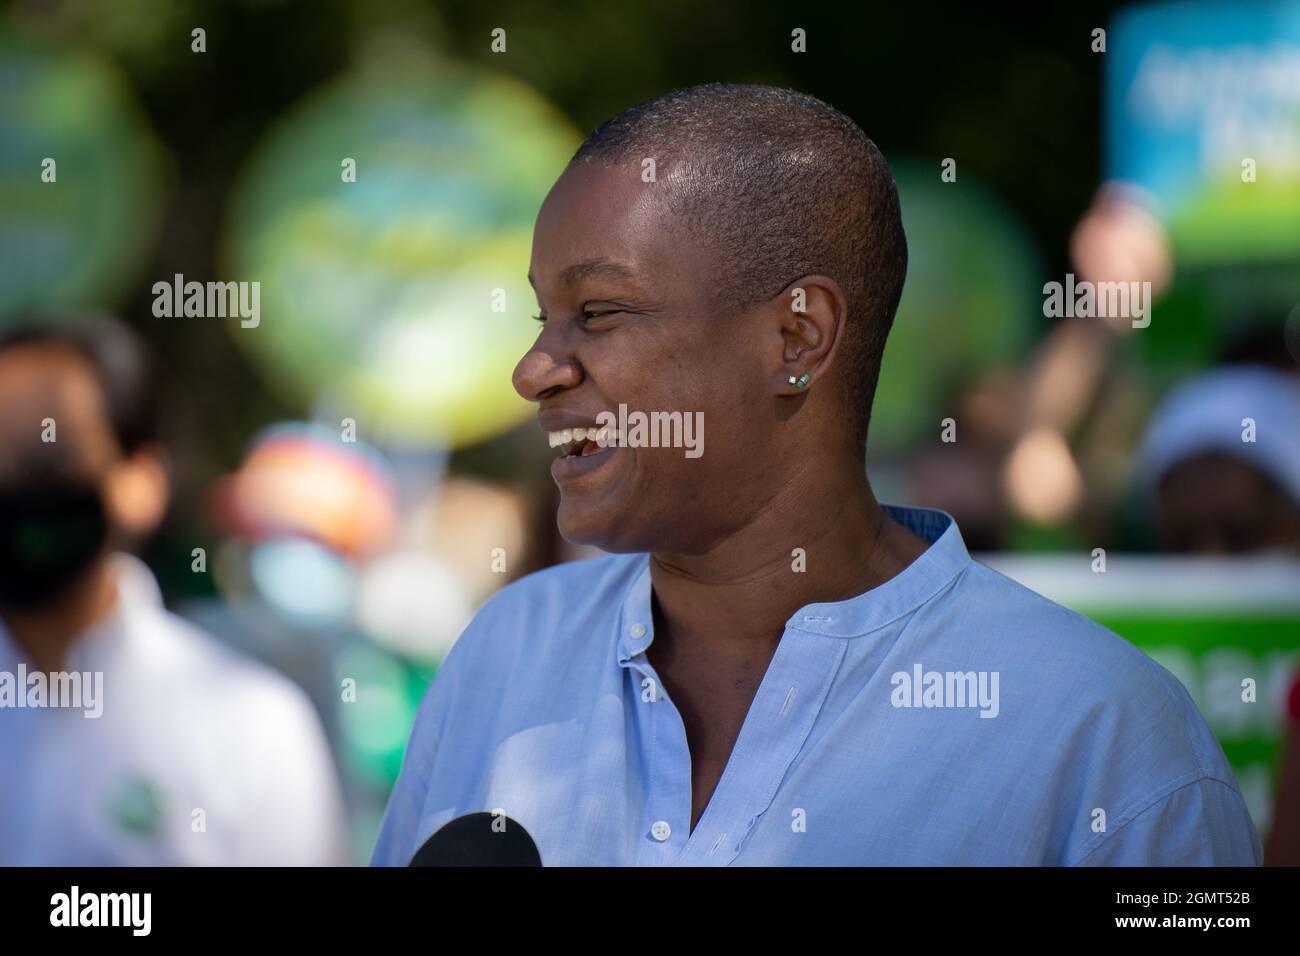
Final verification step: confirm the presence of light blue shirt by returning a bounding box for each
[371,505,1262,866]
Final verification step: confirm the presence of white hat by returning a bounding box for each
[1136,364,1300,506]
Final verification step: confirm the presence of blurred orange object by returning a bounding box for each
[210,425,398,559]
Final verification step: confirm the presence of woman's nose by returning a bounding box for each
[512,342,582,401]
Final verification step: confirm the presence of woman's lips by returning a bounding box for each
[551,443,617,482]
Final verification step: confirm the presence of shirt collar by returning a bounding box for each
[617,559,655,664]
[617,504,970,661]
[786,504,970,638]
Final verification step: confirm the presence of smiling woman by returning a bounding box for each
[372,83,1262,867]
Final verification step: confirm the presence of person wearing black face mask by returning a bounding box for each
[0,315,349,865]
[0,450,112,614]
[0,323,157,674]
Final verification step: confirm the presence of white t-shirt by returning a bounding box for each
[0,554,349,865]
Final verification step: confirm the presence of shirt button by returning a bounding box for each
[630,623,646,638]
[650,820,671,841]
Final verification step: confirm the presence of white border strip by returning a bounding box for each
[975,554,1300,611]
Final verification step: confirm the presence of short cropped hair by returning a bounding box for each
[0,313,160,455]
[572,83,908,449]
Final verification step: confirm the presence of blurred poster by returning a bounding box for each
[1106,0,1300,262]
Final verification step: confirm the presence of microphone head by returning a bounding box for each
[409,812,542,867]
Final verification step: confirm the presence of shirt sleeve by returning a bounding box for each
[257,692,351,866]
[1071,776,1263,866]
[224,672,352,866]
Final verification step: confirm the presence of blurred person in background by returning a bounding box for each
[1134,361,1300,867]
[0,315,348,865]
[1135,364,1300,556]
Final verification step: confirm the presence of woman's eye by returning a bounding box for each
[531,309,622,325]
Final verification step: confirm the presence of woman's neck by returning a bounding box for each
[649,467,929,653]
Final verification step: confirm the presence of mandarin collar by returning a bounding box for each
[617,504,971,663]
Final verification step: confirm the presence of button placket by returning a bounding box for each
[623,622,692,864]
[675,628,847,866]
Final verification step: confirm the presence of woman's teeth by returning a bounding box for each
[547,426,614,456]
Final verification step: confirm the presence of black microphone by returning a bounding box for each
[408,812,542,866]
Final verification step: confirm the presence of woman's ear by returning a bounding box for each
[104,444,171,537]
[774,274,848,393]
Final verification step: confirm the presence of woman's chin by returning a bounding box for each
[557,508,611,548]
[556,500,641,553]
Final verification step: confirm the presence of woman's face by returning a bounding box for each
[514,159,781,554]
